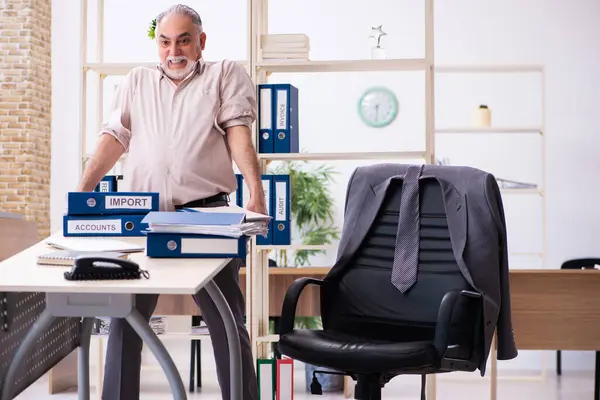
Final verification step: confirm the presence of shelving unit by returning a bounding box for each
[248,2,545,400]
[72,1,545,399]
[247,0,437,398]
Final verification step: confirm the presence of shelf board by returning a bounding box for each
[256,58,426,73]
[84,62,159,75]
[255,334,279,343]
[83,60,249,76]
[436,127,542,134]
[435,64,543,73]
[500,188,543,196]
[258,151,425,161]
[256,244,335,251]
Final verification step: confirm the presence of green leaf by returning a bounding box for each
[266,160,341,267]
[148,19,157,40]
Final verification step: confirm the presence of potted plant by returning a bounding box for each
[267,160,340,267]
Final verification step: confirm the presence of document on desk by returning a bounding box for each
[142,206,270,238]
[46,235,144,253]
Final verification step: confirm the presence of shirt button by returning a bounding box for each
[166,167,171,175]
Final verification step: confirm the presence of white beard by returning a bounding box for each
[162,56,197,81]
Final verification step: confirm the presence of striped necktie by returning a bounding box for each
[391,164,424,293]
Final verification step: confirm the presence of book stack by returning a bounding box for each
[141,206,271,258]
[150,316,166,335]
[261,33,310,60]
[63,191,159,237]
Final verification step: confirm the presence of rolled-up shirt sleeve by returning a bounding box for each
[99,68,137,152]
[215,60,257,133]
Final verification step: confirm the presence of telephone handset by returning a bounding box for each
[64,256,150,281]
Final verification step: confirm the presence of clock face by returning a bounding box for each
[357,87,399,128]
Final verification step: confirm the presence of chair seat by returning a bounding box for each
[279,329,438,374]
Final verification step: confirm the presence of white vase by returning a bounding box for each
[370,46,386,60]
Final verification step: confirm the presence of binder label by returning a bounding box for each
[98,181,110,192]
[260,87,272,129]
[276,89,287,129]
[67,219,122,234]
[262,178,270,215]
[275,181,287,221]
[105,195,153,210]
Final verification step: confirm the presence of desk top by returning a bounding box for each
[0,233,230,295]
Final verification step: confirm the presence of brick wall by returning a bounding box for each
[0,0,52,240]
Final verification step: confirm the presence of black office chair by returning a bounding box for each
[556,258,600,388]
[278,177,485,400]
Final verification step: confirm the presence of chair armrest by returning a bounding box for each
[433,289,483,364]
[279,277,326,336]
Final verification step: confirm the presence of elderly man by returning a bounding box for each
[76,4,263,400]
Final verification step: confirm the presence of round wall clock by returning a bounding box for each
[357,86,399,128]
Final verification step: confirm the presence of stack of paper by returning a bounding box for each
[150,316,166,334]
[261,33,310,60]
[496,178,537,189]
[141,206,271,258]
[46,234,144,253]
[141,207,269,238]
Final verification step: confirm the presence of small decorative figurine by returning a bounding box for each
[369,25,387,59]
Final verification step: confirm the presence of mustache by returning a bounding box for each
[166,56,189,62]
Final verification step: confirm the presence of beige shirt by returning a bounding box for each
[100,58,257,211]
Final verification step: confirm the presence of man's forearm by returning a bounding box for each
[77,133,125,191]
[226,125,263,194]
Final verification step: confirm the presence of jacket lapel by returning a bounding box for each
[333,175,398,274]
[433,176,476,289]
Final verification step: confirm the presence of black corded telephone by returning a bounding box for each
[64,255,150,281]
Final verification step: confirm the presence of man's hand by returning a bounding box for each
[246,190,267,215]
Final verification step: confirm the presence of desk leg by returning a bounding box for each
[78,318,94,400]
[125,309,187,400]
[204,280,242,400]
[0,309,56,400]
[44,292,188,400]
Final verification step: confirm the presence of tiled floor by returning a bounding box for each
[12,337,597,399]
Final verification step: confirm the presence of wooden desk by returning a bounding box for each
[0,213,37,261]
[509,269,600,351]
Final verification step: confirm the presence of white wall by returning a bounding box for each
[51,0,600,373]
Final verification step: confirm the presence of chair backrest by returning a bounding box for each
[322,177,473,344]
[560,258,600,270]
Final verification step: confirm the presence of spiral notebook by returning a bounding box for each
[36,250,128,266]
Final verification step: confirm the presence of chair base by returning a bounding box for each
[309,371,426,400]
[353,374,426,400]
[354,375,384,400]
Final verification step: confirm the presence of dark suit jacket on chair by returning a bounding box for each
[324,163,518,376]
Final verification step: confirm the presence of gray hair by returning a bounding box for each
[156,4,203,34]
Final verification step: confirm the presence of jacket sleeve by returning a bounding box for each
[99,68,138,152]
[485,173,518,361]
[215,60,257,133]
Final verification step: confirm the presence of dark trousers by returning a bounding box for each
[101,198,258,400]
